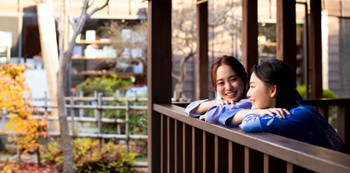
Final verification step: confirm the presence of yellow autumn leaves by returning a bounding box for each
[0,64,47,153]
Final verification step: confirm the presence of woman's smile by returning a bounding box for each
[216,64,244,102]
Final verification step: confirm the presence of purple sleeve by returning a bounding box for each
[218,107,244,127]
[185,99,209,117]
[201,99,251,124]
[186,98,253,125]
[201,105,234,124]
[235,98,252,109]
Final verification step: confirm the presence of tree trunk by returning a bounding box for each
[57,54,74,173]
[56,1,110,172]
[172,51,195,101]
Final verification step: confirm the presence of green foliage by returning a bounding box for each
[43,138,137,173]
[76,76,147,136]
[129,110,148,135]
[76,75,133,96]
[296,85,338,99]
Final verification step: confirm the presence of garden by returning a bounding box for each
[0,64,148,172]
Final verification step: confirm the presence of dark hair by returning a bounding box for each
[211,55,247,97]
[252,59,299,110]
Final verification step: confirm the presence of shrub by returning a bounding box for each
[296,85,338,99]
[44,138,137,172]
[0,64,47,159]
[76,75,133,97]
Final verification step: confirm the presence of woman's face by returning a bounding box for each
[247,72,275,109]
[215,64,244,102]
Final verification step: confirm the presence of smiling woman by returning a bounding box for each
[185,55,251,124]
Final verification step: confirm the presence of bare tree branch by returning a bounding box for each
[172,1,239,100]
[87,0,109,18]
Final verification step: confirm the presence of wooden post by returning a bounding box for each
[78,91,84,118]
[241,0,258,75]
[309,0,322,98]
[195,0,209,100]
[276,0,296,86]
[147,0,172,172]
[44,92,49,151]
[36,2,59,115]
[97,93,102,148]
[125,100,130,153]
[338,104,350,153]
[116,90,121,134]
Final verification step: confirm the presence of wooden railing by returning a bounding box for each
[304,98,350,152]
[152,103,350,173]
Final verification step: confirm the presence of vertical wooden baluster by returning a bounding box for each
[192,127,195,173]
[338,104,350,152]
[167,116,170,173]
[215,135,218,173]
[286,162,293,173]
[244,147,249,173]
[203,131,206,173]
[264,154,269,173]
[229,141,233,173]
[161,114,164,173]
[174,120,178,173]
[183,123,186,173]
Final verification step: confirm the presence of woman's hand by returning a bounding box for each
[231,108,291,125]
[255,108,290,119]
[192,100,235,115]
[212,99,235,106]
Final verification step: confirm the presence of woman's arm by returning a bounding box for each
[219,108,290,127]
[231,108,290,125]
[188,99,236,115]
[185,99,208,117]
[192,100,222,114]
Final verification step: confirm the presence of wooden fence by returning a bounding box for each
[1,91,148,154]
[151,99,350,173]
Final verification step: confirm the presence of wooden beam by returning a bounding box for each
[147,0,172,172]
[37,2,59,114]
[241,0,258,75]
[309,0,322,98]
[195,0,208,100]
[276,0,296,87]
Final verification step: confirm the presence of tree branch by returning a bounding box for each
[87,0,110,18]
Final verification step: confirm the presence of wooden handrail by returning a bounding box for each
[153,103,350,173]
[304,98,350,105]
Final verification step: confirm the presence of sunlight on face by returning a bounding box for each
[247,72,275,109]
[216,64,244,102]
